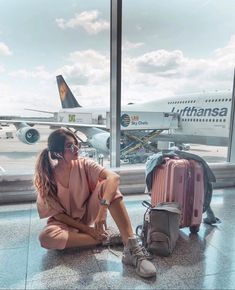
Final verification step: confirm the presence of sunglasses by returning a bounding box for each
[65,143,81,153]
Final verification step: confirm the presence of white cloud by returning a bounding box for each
[9,66,52,80]
[0,42,12,56]
[60,49,110,85]
[123,40,144,50]
[56,10,109,34]
[0,65,5,73]
[119,35,235,103]
[2,34,234,116]
[53,34,235,106]
[134,50,186,74]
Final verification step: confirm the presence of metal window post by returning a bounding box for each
[227,68,235,162]
[110,0,122,168]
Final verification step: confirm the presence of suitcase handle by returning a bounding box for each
[142,200,152,208]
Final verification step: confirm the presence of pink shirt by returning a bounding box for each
[37,158,104,220]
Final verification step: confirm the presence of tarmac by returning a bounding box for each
[0,124,228,175]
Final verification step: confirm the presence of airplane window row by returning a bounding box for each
[168,98,231,105]
[181,118,226,122]
[205,98,231,102]
[168,100,196,104]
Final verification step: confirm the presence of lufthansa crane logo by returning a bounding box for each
[59,82,68,101]
[121,114,130,127]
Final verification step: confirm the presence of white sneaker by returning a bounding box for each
[122,238,156,278]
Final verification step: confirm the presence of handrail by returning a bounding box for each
[0,162,235,204]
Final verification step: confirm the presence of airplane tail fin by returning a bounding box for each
[56,75,82,108]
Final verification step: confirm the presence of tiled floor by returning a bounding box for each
[1,187,235,289]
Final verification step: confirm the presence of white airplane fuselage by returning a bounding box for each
[4,75,232,153]
[58,90,232,148]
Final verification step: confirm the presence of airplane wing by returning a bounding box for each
[0,119,108,146]
[24,108,56,115]
[0,111,179,153]
[0,119,107,130]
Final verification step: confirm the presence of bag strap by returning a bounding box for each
[135,200,151,241]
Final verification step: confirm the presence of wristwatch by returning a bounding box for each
[100,199,110,207]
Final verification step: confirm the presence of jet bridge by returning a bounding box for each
[106,111,180,161]
[106,111,179,131]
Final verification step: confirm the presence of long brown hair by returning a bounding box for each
[34,128,78,199]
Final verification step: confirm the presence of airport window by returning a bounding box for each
[1,0,233,180]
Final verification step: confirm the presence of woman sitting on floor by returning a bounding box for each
[34,128,156,279]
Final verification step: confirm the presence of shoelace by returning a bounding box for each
[142,247,154,260]
[132,245,148,261]
[134,235,154,260]
[103,229,122,257]
[107,245,120,257]
[102,231,122,246]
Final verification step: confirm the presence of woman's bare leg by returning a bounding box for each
[108,198,135,245]
[65,232,101,249]
[65,198,135,248]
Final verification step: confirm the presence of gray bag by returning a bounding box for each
[136,201,181,256]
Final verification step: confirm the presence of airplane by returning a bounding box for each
[0,75,232,160]
[55,75,232,152]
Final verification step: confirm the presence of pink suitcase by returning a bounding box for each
[151,158,204,233]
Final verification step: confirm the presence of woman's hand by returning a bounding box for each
[86,226,107,241]
[94,206,108,232]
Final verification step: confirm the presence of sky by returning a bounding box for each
[0,0,235,116]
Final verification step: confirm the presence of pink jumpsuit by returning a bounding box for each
[37,158,123,249]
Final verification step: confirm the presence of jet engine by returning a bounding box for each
[16,127,40,144]
[88,132,110,153]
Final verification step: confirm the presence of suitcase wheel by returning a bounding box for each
[189,225,200,234]
[136,225,143,237]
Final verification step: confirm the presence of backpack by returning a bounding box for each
[136,201,181,256]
